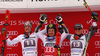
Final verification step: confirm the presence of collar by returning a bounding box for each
[24,31,32,38]
[74,33,83,37]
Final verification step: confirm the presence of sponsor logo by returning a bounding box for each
[95,53,100,56]
[83,29,89,34]
[95,41,100,48]
[24,48,37,51]
[44,46,54,53]
[6,53,18,56]
[87,19,93,24]
[7,43,18,47]
[0,31,18,36]
[83,29,100,36]
[71,49,81,53]
[61,41,70,46]
[8,31,18,35]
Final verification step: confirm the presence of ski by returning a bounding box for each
[1,10,10,56]
[83,0,100,22]
[54,32,61,56]
[82,26,92,56]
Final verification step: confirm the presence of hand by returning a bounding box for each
[40,14,47,23]
[91,12,98,19]
[54,45,60,48]
[55,14,63,24]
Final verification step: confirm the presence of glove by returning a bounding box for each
[56,14,63,24]
[54,45,60,48]
[40,14,47,24]
[91,12,98,19]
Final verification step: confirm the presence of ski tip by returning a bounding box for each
[6,10,10,14]
[56,32,61,36]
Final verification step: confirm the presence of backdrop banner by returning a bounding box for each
[0,0,100,8]
[0,11,100,56]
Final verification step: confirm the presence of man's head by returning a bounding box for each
[24,21,32,34]
[74,23,83,35]
[47,24,56,37]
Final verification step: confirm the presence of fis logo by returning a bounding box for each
[95,41,100,48]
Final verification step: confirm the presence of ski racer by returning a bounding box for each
[56,12,98,56]
[6,20,45,56]
[35,14,69,56]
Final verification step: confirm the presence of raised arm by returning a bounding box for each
[55,14,70,47]
[86,12,98,40]
[35,14,47,42]
[35,14,47,33]
[56,14,69,34]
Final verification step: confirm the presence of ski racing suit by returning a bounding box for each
[35,24,69,56]
[6,33,39,56]
[59,20,97,56]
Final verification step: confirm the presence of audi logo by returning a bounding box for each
[8,31,18,35]
[95,41,100,45]
[44,47,54,53]
[95,41,100,48]
[7,43,18,47]
[95,53,100,56]
[83,29,89,34]
[6,53,18,56]
[61,41,70,46]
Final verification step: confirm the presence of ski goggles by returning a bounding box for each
[74,28,82,30]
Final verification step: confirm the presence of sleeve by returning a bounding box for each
[60,32,69,47]
[66,34,72,41]
[34,21,44,33]
[36,28,47,43]
[85,21,97,41]
[6,35,21,46]
[58,23,70,47]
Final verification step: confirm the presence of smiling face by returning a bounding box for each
[24,26,31,34]
[48,28,55,37]
[74,27,83,35]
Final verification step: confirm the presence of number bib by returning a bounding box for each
[70,35,86,56]
[21,34,37,55]
[44,37,56,56]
